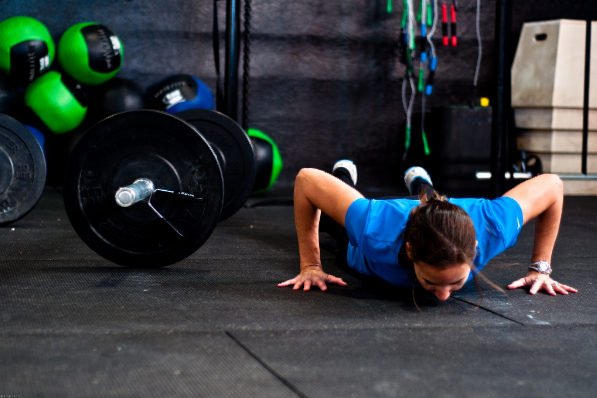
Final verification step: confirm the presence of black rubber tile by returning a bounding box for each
[0,332,297,398]
[560,197,597,230]
[234,325,597,398]
[2,188,578,336]
[452,257,597,326]
[1,190,507,335]
[0,189,306,262]
[0,189,105,262]
[0,257,509,336]
[200,205,303,260]
[452,197,597,325]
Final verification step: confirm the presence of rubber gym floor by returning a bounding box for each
[1,187,596,398]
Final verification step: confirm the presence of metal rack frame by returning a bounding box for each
[222,0,241,122]
[490,2,596,197]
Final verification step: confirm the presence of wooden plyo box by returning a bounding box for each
[517,129,597,173]
[511,19,597,109]
[514,108,597,130]
[516,130,597,194]
[512,19,597,194]
[561,179,597,195]
[533,153,597,174]
[517,130,597,153]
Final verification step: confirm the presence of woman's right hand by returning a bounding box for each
[278,266,347,291]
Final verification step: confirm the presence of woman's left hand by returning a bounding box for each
[507,271,578,295]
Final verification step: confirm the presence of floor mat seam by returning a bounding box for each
[452,297,525,325]
[225,331,309,398]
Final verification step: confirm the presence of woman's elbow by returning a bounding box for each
[295,168,319,193]
[535,174,563,205]
[295,168,320,185]
[544,174,563,196]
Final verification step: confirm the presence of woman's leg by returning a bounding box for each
[319,161,357,239]
[396,166,436,200]
[319,163,437,233]
[410,178,435,199]
[319,163,354,267]
[319,162,436,268]
[318,161,355,267]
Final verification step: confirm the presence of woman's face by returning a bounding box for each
[412,261,470,301]
[406,242,472,301]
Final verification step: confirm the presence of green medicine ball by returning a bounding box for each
[248,128,283,193]
[58,22,124,85]
[24,70,87,134]
[0,16,55,86]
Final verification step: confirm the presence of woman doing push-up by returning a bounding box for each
[279,161,578,301]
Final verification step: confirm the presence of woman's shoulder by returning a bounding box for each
[448,196,521,215]
[364,197,421,218]
[449,196,523,245]
[350,197,419,212]
[346,197,419,240]
[371,197,421,208]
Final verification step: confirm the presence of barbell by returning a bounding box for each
[63,109,256,267]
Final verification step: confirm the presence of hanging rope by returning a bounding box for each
[400,0,417,171]
[419,0,438,156]
[471,0,482,107]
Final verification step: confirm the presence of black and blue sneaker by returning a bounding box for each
[333,159,358,186]
[404,166,433,195]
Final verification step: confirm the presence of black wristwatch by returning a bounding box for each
[528,260,552,275]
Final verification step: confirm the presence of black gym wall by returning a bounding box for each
[3,0,596,192]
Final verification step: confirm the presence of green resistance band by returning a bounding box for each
[422,131,431,155]
[401,0,408,29]
[417,0,423,22]
[406,128,431,155]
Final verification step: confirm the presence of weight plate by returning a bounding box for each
[0,113,47,225]
[63,110,224,267]
[175,109,255,221]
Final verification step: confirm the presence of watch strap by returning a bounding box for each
[528,260,552,275]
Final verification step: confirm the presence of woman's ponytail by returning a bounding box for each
[403,190,477,271]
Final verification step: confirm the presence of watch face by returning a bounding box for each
[539,263,548,272]
[537,261,550,273]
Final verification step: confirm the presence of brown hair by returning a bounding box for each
[403,190,477,270]
[401,190,506,308]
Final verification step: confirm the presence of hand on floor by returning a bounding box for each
[278,268,347,291]
[507,272,578,295]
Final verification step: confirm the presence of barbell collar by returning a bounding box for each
[115,178,155,207]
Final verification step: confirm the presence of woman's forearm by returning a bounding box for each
[293,168,364,272]
[294,171,323,271]
[530,185,563,264]
[504,175,577,295]
[503,174,564,266]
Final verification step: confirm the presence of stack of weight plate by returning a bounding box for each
[511,19,597,195]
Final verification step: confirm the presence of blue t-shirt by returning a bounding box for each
[344,197,523,286]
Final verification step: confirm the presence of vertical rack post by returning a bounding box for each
[582,20,591,176]
[225,0,241,121]
[490,0,512,198]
